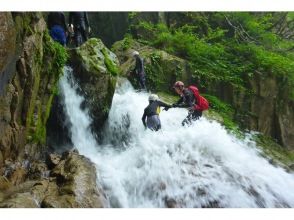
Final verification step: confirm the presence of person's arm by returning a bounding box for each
[142,111,147,128]
[158,100,171,108]
[175,90,194,108]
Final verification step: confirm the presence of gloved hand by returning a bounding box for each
[172,103,178,108]
[163,106,170,111]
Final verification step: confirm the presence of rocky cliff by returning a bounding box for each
[0,12,116,207]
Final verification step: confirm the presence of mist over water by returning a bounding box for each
[59,67,294,208]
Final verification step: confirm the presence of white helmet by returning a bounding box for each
[148,94,159,102]
[132,50,139,56]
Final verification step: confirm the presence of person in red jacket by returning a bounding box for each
[168,81,209,126]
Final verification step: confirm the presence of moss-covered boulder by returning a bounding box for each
[112,38,191,92]
[69,38,119,133]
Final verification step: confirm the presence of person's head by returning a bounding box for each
[173,81,185,95]
[148,94,159,103]
[132,50,139,58]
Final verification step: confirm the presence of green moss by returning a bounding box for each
[101,48,119,76]
[26,30,68,145]
[254,134,294,167]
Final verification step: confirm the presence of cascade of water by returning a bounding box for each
[59,67,294,208]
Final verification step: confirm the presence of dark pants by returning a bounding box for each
[138,74,146,90]
[182,110,202,126]
[74,26,88,47]
[147,115,161,131]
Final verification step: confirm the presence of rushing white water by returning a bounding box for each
[59,67,294,208]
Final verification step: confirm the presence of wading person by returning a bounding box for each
[142,94,171,131]
[170,81,209,126]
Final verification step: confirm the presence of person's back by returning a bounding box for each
[142,95,171,131]
[47,12,67,46]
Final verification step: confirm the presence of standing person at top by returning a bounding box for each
[168,81,209,126]
[142,94,171,131]
[132,51,146,90]
[68,12,91,47]
[47,12,67,46]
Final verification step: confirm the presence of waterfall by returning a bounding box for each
[59,66,294,208]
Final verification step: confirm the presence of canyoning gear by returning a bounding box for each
[47,12,67,46]
[175,88,196,108]
[49,25,67,46]
[172,85,208,125]
[173,81,185,88]
[133,55,146,90]
[69,12,90,47]
[188,86,209,111]
[142,100,171,131]
[149,94,159,102]
[132,51,140,56]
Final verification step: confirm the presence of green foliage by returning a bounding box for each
[121,34,133,50]
[44,31,68,77]
[131,13,294,98]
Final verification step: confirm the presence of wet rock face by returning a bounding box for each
[0,12,17,95]
[69,38,119,134]
[0,150,108,208]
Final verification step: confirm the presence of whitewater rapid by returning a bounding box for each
[59,67,294,208]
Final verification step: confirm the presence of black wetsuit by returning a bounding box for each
[68,12,89,47]
[142,100,171,131]
[174,88,202,125]
[133,56,146,90]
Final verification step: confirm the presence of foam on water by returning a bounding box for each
[59,67,294,208]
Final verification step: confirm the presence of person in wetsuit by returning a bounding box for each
[47,12,67,46]
[170,81,203,126]
[132,51,146,90]
[68,12,91,47]
[142,94,171,131]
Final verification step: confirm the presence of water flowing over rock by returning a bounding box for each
[68,38,119,134]
[112,38,294,150]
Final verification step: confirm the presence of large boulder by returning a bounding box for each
[69,38,119,133]
[0,150,108,208]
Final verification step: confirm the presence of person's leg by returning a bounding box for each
[182,113,193,126]
[138,76,146,90]
[191,110,202,121]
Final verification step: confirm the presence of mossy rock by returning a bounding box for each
[112,39,191,92]
[69,38,119,134]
